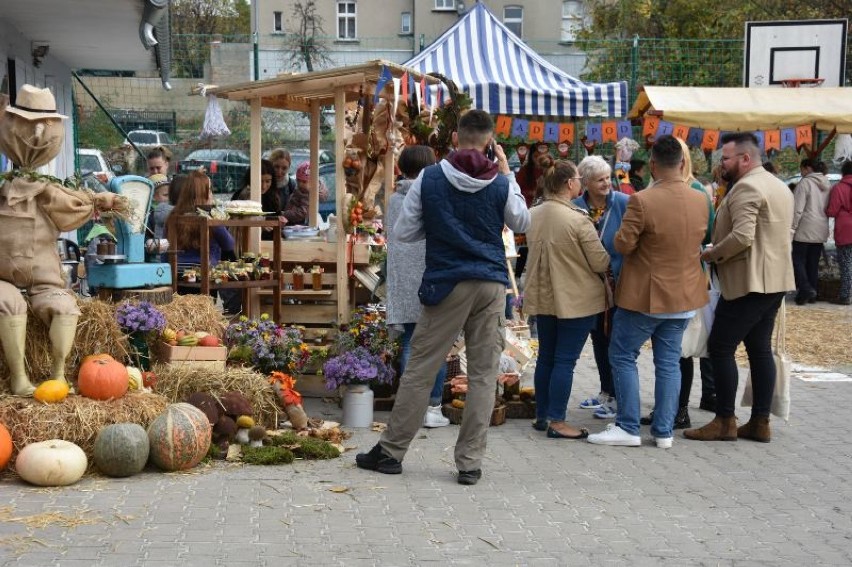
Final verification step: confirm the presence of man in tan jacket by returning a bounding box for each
[685,132,794,444]
[587,135,710,449]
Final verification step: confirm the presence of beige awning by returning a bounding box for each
[628,86,852,134]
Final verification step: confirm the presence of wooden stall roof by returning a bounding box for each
[206,59,442,112]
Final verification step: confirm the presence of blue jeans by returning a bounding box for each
[401,323,447,405]
[534,314,596,422]
[609,309,689,437]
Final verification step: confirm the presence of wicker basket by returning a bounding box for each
[445,354,462,379]
[442,402,506,426]
[504,399,536,419]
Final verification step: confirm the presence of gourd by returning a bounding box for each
[33,379,70,403]
[147,403,211,471]
[15,439,87,486]
[93,423,149,477]
[0,423,12,471]
[78,354,129,400]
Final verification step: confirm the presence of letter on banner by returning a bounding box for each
[559,123,575,144]
[602,121,618,143]
[544,122,560,142]
[673,124,690,141]
[687,127,704,148]
[780,128,796,150]
[528,121,545,142]
[586,123,603,144]
[764,130,780,151]
[643,116,660,137]
[656,120,674,137]
[701,130,720,152]
[495,115,512,137]
[512,118,530,139]
[617,120,632,140]
[796,125,813,148]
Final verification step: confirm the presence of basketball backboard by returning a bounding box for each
[744,19,847,87]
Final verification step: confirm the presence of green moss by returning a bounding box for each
[266,432,341,460]
[241,446,295,465]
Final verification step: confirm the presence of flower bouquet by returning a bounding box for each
[336,306,399,363]
[115,301,167,370]
[224,314,311,374]
[322,346,395,390]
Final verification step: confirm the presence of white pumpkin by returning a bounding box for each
[15,439,87,486]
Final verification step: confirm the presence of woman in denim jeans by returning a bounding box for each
[572,156,630,419]
[524,159,611,438]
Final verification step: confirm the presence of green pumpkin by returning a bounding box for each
[94,423,150,477]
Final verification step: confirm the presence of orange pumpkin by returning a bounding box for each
[0,423,12,471]
[78,354,129,400]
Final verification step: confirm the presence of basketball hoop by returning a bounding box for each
[780,78,825,88]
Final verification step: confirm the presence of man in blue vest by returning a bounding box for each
[356,110,530,485]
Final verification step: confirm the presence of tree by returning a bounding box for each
[170,0,251,78]
[283,1,334,72]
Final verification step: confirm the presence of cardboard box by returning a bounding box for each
[151,342,228,371]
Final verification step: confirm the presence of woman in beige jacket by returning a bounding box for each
[524,159,611,439]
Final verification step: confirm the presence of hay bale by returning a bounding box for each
[0,392,169,465]
[151,363,279,429]
[163,295,227,337]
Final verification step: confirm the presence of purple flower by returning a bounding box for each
[115,301,166,334]
[224,315,310,374]
[322,347,395,390]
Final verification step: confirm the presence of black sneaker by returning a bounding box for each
[355,443,402,474]
[457,469,482,485]
[640,409,654,425]
[674,407,691,429]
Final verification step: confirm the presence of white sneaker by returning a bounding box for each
[587,424,641,446]
[654,436,673,449]
[423,405,450,428]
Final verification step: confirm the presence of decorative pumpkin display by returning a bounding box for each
[0,423,12,471]
[78,354,129,400]
[126,367,143,390]
[147,403,211,471]
[33,379,70,403]
[93,423,150,477]
[15,439,87,486]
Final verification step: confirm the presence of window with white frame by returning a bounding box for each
[273,11,283,33]
[435,0,455,10]
[561,1,584,42]
[503,6,523,38]
[337,1,357,40]
[401,12,412,34]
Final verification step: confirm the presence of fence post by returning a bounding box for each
[630,35,639,106]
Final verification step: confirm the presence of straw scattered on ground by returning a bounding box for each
[0,505,102,529]
[152,363,279,429]
[0,392,169,462]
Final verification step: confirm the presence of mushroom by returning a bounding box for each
[234,415,255,444]
[248,426,267,448]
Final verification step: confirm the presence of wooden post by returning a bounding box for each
[383,124,395,216]
[309,100,320,224]
[334,87,349,324]
[249,97,262,252]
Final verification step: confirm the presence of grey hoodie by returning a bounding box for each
[386,179,427,326]
[792,173,830,243]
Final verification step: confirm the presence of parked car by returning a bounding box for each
[123,129,174,149]
[177,149,251,196]
[76,148,117,183]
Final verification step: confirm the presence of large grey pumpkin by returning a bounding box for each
[93,423,150,477]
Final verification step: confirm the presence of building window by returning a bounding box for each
[337,1,357,40]
[401,12,412,34]
[561,1,584,42]
[503,6,523,38]
[435,0,455,10]
[273,11,283,33]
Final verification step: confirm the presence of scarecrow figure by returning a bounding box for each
[0,85,119,396]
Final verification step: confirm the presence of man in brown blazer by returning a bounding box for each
[588,135,710,449]
[685,132,794,444]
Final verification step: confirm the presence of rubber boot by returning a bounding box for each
[49,314,79,386]
[0,314,35,396]
[737,415,771,443]
[683,416,737,441]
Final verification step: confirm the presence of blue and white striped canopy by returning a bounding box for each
[404,3,628,118]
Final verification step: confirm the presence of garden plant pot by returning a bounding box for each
[342,384,374,428]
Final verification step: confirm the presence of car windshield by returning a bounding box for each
[129,132,157,144]
[185,150,227,160]
[158,132,173,144]
[78,155,101,172]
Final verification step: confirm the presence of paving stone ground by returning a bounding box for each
[0,304,850,566]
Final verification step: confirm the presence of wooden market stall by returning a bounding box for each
[627,85,852,156]
[206,61,440,327]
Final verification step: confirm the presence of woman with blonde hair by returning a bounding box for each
[524,158,611,438]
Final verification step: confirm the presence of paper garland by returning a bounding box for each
[643,117,816,152]
[494,115,630,146]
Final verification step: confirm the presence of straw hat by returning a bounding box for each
[5,84,67,121]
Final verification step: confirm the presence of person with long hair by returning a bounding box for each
[524,158,610,439]
[233,158,282,239]
[267,148,297,207]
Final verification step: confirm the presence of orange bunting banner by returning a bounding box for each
[673,124,690,141]
[528,121,545,142]
[701,130,720,152]
[643,116,660,137]
[764,130,781,151]
[559,123,575,144]
[796,126,813,148]
[495,115,513,137]
[601,121,618,143]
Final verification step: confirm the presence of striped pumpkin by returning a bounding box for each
[147,403,211,471]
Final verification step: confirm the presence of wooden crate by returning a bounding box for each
[442,403,506,427]
[151,341,228,371]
